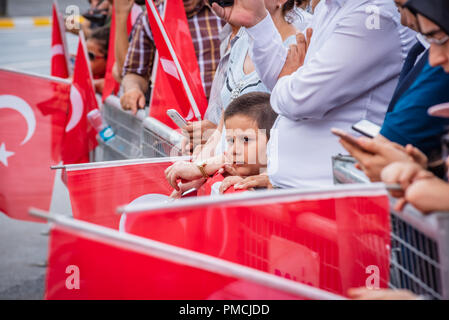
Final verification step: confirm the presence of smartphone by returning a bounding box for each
[181,188,198,198]
[167,109,188,129]
[352,120,381,138]
[428,103,449,119]
[331,127,381,157]
[208,0,235,7]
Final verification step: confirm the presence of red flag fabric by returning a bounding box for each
[0,69,70,222]
[62,32,98,164]
[64,157,185,229]
[122,185,391,297]
[51,0,70,78]
[43,214,337,299]
[197,172,248,196]
[146,0,208,127]
[102,4,143,102]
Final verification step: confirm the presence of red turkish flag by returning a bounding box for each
[123,185,391,296]
[0,69,70,222]
[62,32,98,164]
[64,157,184,229]
[102,4,143,102]
[44,214,329,300]
[146,0,208,128]
[51,0,70,78]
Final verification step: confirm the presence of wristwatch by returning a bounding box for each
[195,160,209,179]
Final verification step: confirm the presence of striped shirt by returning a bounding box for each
[122,2,224,99]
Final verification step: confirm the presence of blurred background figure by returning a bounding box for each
[67,0,112,37]
[86,25,110,92]
[0,0,7,17]
[84,0,113,29]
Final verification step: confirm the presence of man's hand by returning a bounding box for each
[183,120,218,153]
[120,88,146,114]
[278,29,313,79]
[211,0,268,28]
[339,136,418,182]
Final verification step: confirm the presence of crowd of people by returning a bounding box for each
[84,0,449,235]
[75,0,449,299]
[160,0,449,214]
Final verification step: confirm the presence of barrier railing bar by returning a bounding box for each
[29,208,346,300]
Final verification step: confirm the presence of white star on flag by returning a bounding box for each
[0,143,14,167]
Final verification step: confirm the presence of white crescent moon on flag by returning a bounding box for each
[66,85,84,132]
[51,44,64,58]
[0,95,36,145]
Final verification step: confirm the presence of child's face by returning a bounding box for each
[87,39,107,78]
[224,115,268,177]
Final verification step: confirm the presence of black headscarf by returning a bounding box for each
[405,0,449,35]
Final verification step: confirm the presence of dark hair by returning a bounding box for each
[89,26,110,56]
[224,92,278,140]
[282,0,305,16]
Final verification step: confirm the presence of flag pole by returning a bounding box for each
[29,208,346,300]
[145,0,202,120]
[53,0,72,76]
[50,155,191,171]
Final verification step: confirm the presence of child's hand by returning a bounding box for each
[165,161,205,191]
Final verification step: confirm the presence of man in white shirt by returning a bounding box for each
[212,0,416,188]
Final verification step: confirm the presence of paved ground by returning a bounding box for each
[0,168,72,300]
[0,214,49,300]
[0,26,79,75]
[0,4,75,298]
[4,0,89,18]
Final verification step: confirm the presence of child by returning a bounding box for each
[86,26,109,92]
[166,92,278,197]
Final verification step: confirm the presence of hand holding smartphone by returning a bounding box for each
[331,128,365,149]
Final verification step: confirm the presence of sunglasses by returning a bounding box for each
[425,34,449,46]
[88,52,106,61]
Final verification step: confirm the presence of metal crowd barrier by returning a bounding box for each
[96,96,183,161]
[332,154,449,299]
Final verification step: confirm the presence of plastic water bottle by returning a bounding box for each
[87,109,115,142]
